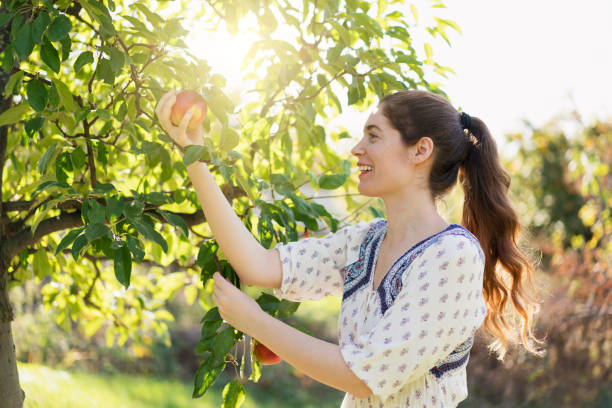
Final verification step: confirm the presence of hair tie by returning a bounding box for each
[460,111,471,130]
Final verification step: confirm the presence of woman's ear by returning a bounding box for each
[411,137,434,164]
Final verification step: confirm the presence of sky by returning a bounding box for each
[183,0,612,159]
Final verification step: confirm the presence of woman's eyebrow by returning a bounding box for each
[364,124,382,132]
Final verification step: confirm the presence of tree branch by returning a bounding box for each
[0,179,247,259]
[1,211,83,260]
[85,133,97,188]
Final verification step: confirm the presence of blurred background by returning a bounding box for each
[13,0,611,407]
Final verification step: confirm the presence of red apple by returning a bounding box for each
[170,90,207,130]
[252,339,282,365]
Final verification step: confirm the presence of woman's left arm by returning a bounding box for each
[212,272,371,399]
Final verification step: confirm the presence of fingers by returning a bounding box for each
[155,90,175,124]
[178,107,195,145]
[162,92,177,128]
[213,272,223,289]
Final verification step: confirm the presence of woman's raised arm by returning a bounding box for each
[155,90,282,288]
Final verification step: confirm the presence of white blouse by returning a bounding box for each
[273,218,487,407]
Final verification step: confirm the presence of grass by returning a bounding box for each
[18,361,344,408]
[19,362,221,408]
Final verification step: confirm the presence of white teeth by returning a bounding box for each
[358,166,374,172]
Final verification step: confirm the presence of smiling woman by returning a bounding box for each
[155,81,545,407]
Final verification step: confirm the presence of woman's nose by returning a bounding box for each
[351,138,364,157]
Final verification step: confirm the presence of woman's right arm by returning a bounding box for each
[186,160,282,288]
[155,90,281,288]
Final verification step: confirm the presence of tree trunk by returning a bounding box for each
[0,264,25,408]
[0,3,23,406]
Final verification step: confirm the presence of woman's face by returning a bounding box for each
[350,106,432,198]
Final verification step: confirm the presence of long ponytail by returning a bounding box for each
[380,90,545,360]
[459,116,545,359]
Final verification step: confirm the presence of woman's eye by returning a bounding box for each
[368,133,377,140]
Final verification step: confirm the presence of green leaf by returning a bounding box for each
[277,299,300,319]
[40,37,60,73]
[424,42,433,60]
[95,108,111,121]
[55,151,72,184]
[222,380,246,408]
[157,210,189,237]
[96,58,114,85]
[124,200,144,220]
[114,245,132,288]
[26,80,48,112]
[14,22,34,59]
[25,116,45,138]
[74,51,94,73]
[211,327,236,361]
[38,141,57,174]
[55,227,85,255]
[131,217,168,253]
[51,78,75,111]
[219,127,239,151]
[4,71,24,98]
[200,306,221,324]
[105,195,124,222]
[108,46,125,73]
[87,199,107,224]
[155,273,187,301]
[48,81,60,108]
[132,3,164,26]
[192,360,224,398]
[71,146,86,169]
[183,145,206,166]
[33,249,52,278]
[47,15,72,42]
[126,234,144,262]
[0,103,29,127]
[200,318,222,341]
[93,183,115,193]
[80,0,116,39]
[1,44,15,73]
[85,223,111,242]
[319,173,347,189]
[71,234,88,260]
[59,37,71,61]
[197,240,218,272]
[0,13,12,27]
[256,293,280,315]
[143,192,169,205]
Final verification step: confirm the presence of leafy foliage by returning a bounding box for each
[0,0,458,405]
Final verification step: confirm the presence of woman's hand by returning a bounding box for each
[212,272,264,335]
[155,90,206,148]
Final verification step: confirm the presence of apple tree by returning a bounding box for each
[0,0,458,406]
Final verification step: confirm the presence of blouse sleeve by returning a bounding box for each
[340,235,487,403]
[272,220,374,302]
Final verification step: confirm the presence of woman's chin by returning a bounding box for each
[357,182,379,197]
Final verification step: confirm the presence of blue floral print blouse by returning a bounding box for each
[273,218,487,407]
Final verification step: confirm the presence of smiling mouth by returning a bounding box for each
[356,166,374,176]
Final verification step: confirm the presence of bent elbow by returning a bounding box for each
[354,384,373,399]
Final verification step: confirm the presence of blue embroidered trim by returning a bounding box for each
[342,220,386,300]
[429,351,470,378]
[342,219,484,313]
[376,223,463,314]
[429,335,474,378]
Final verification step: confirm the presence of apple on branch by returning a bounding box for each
[170,90,208,130]
[252,339,282,365]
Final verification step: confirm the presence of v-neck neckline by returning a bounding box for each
[368,220,460,294]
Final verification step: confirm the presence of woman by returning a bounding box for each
[155,89,544,407]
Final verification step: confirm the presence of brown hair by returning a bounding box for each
[379,89,545,360]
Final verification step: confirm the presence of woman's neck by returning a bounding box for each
[381,190,448,247]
